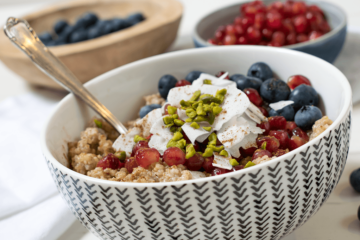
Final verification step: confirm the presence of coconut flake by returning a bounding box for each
[269,100,294,111]
[134,108,162,137]
[192,73,236,88]
[218,72,229,79]
[148,117,173,154]
[248,103,267,122]
[167,85,200,108]
[112,127,141,156]
[212,152,232,170]
[226,132,258,158]
[181,122,213,144]
[190,171,207,179]
[217,116,250,150]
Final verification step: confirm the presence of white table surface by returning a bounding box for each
[0,0,360,239]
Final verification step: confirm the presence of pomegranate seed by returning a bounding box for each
[309,13,324,31]
[268,116,287,130]
[257,136,280,153]
[175,79,191,87]
[257,121,271,135]
[211,168,231,176]
[234,16,243,26]
[131,141,149,156]
[258,106,269,117]
[135,148,160,168]
[286,121,298,136]
[287,75,311,89]
[226,24,237,35]
[163,147,186,166]
[254,13,266,29]
[292,1,307,16]
[244,5,258,18]
[97,153,121,169]
[235,24,245,36]
[319,21,330,33]
[288,135,306,150]
[306,11,317,23]
[293,15,308,33]
[208,38,219,45]
[203,156,215,173]
[233,165,244,171]
[286,32,297,45]
[269,130,289,149]
[292,127,309,142]
[272,31,286,46]
[237,36,248,45]
[216,71,230,79]
[268,1,284,15]
[266,11,282,30]
[296,33,309,43]
[185,153,204,171]
[193,141,201,152]
[244,88,263,106]
[247,26,262,44]
[215,26,226,40]
[274,149,287,157]
[242,17,254,30]
[281,19,295,34]
[283,1,294,18]
[262,28,273,40]
[252,149,272,160]
[224,34,237,45]
[259,41,268,46]
[240,147,257,157]
[309,30,323,40]
[125,157,138,173]
[308,5,324,17]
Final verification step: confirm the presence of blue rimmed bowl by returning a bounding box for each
[193,0,347,63]
[42,46,351,240]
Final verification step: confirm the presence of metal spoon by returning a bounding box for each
[4,17,128,135]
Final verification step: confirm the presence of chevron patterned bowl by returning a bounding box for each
[42,46,352,240]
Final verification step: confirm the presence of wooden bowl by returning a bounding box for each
[0,0,182,90]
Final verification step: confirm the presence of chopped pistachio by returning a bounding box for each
[166,139,177,148]
[210,102,219,107]
[185,118,193,123]
[190,90,201,101]
[202,126,212,132]
[172,131,183,141]
[172,114,179,119]
[185,144,196,159]
[202,148,214,157]
[207,111,215,125]
[208,145,224,152]
[174,119,184,126]
[194,116,207,122]
[213,106,223,116]
[215,95,224,104]
[192,101,203,109]
[190,122,200,129]
[230,159,239,166]
[165,123,174,128]
[177,139,187,149]
[186,108,197,119]
[94,119,102,128]
[244,161,256,168]
[208,133,217,145]
[261,142,267,150]
[114,151,126,161]
[170,126,178,132]
[196,103,206,116]
[203,79,212,85]
[167,106,177,115]
[134,135,146,143]
[201,96,221,104]
[163,115,174,125]
[203,104,212,112]
[216,88,227,96]
[200,94,213,100]
[180,100,191,108]
[219,150,228,157]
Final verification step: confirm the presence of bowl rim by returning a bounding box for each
[41,46,352,188]
[192,0,347,49]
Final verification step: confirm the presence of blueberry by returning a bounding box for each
[358,206,360,221]
[158,75,177,99]
[294,105,322,130]
[111,18,130,31]
[38,32,53,43]
[57,25,76,43]
[69,30,88,43]
[269,105,295,121]
[185,71,202,83]
[101,20,114,35]
[230,74,262,91]
[260,78,290,103]
[54,20,69,35]
[88,26,103,39]
[350,168,360,193]
[139,104,161,118]
[289,85,319,109]
[127,12,145,26]
[82,12,98,28]
[247,62,273,81]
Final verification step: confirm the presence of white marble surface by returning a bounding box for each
[0,0,360,239]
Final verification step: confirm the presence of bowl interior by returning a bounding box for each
[195,0,346,48]
[44,46,351,168]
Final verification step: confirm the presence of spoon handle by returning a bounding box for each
[4,17,128,135]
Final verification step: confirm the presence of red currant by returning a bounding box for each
[269,130,289,149]
[244,88,263,107]
[256,136,280,153]
[286,32,297,45]
[237,36,248,45]
[258,106,269,117]
[203,156,215,173]
[135,148,160,168]
[252,149,272,160]
[288,135,306,150]
[292,127,309,142]
[257,121,271,135]
[185,153,204,171]
[262,28,273,40]
[268,116,287,130]
[163,147,186,166]
[293,15,308,33]
[125,157,138,173]
[309,31,323,40]
[286,121,298,136]
[131,141,149,156]
[97,153,121,169]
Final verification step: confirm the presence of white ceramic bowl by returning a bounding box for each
[42,46,352,240]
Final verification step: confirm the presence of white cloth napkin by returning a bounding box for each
[0,91,76,240]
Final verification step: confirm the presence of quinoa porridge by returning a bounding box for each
[68,62,333,183]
